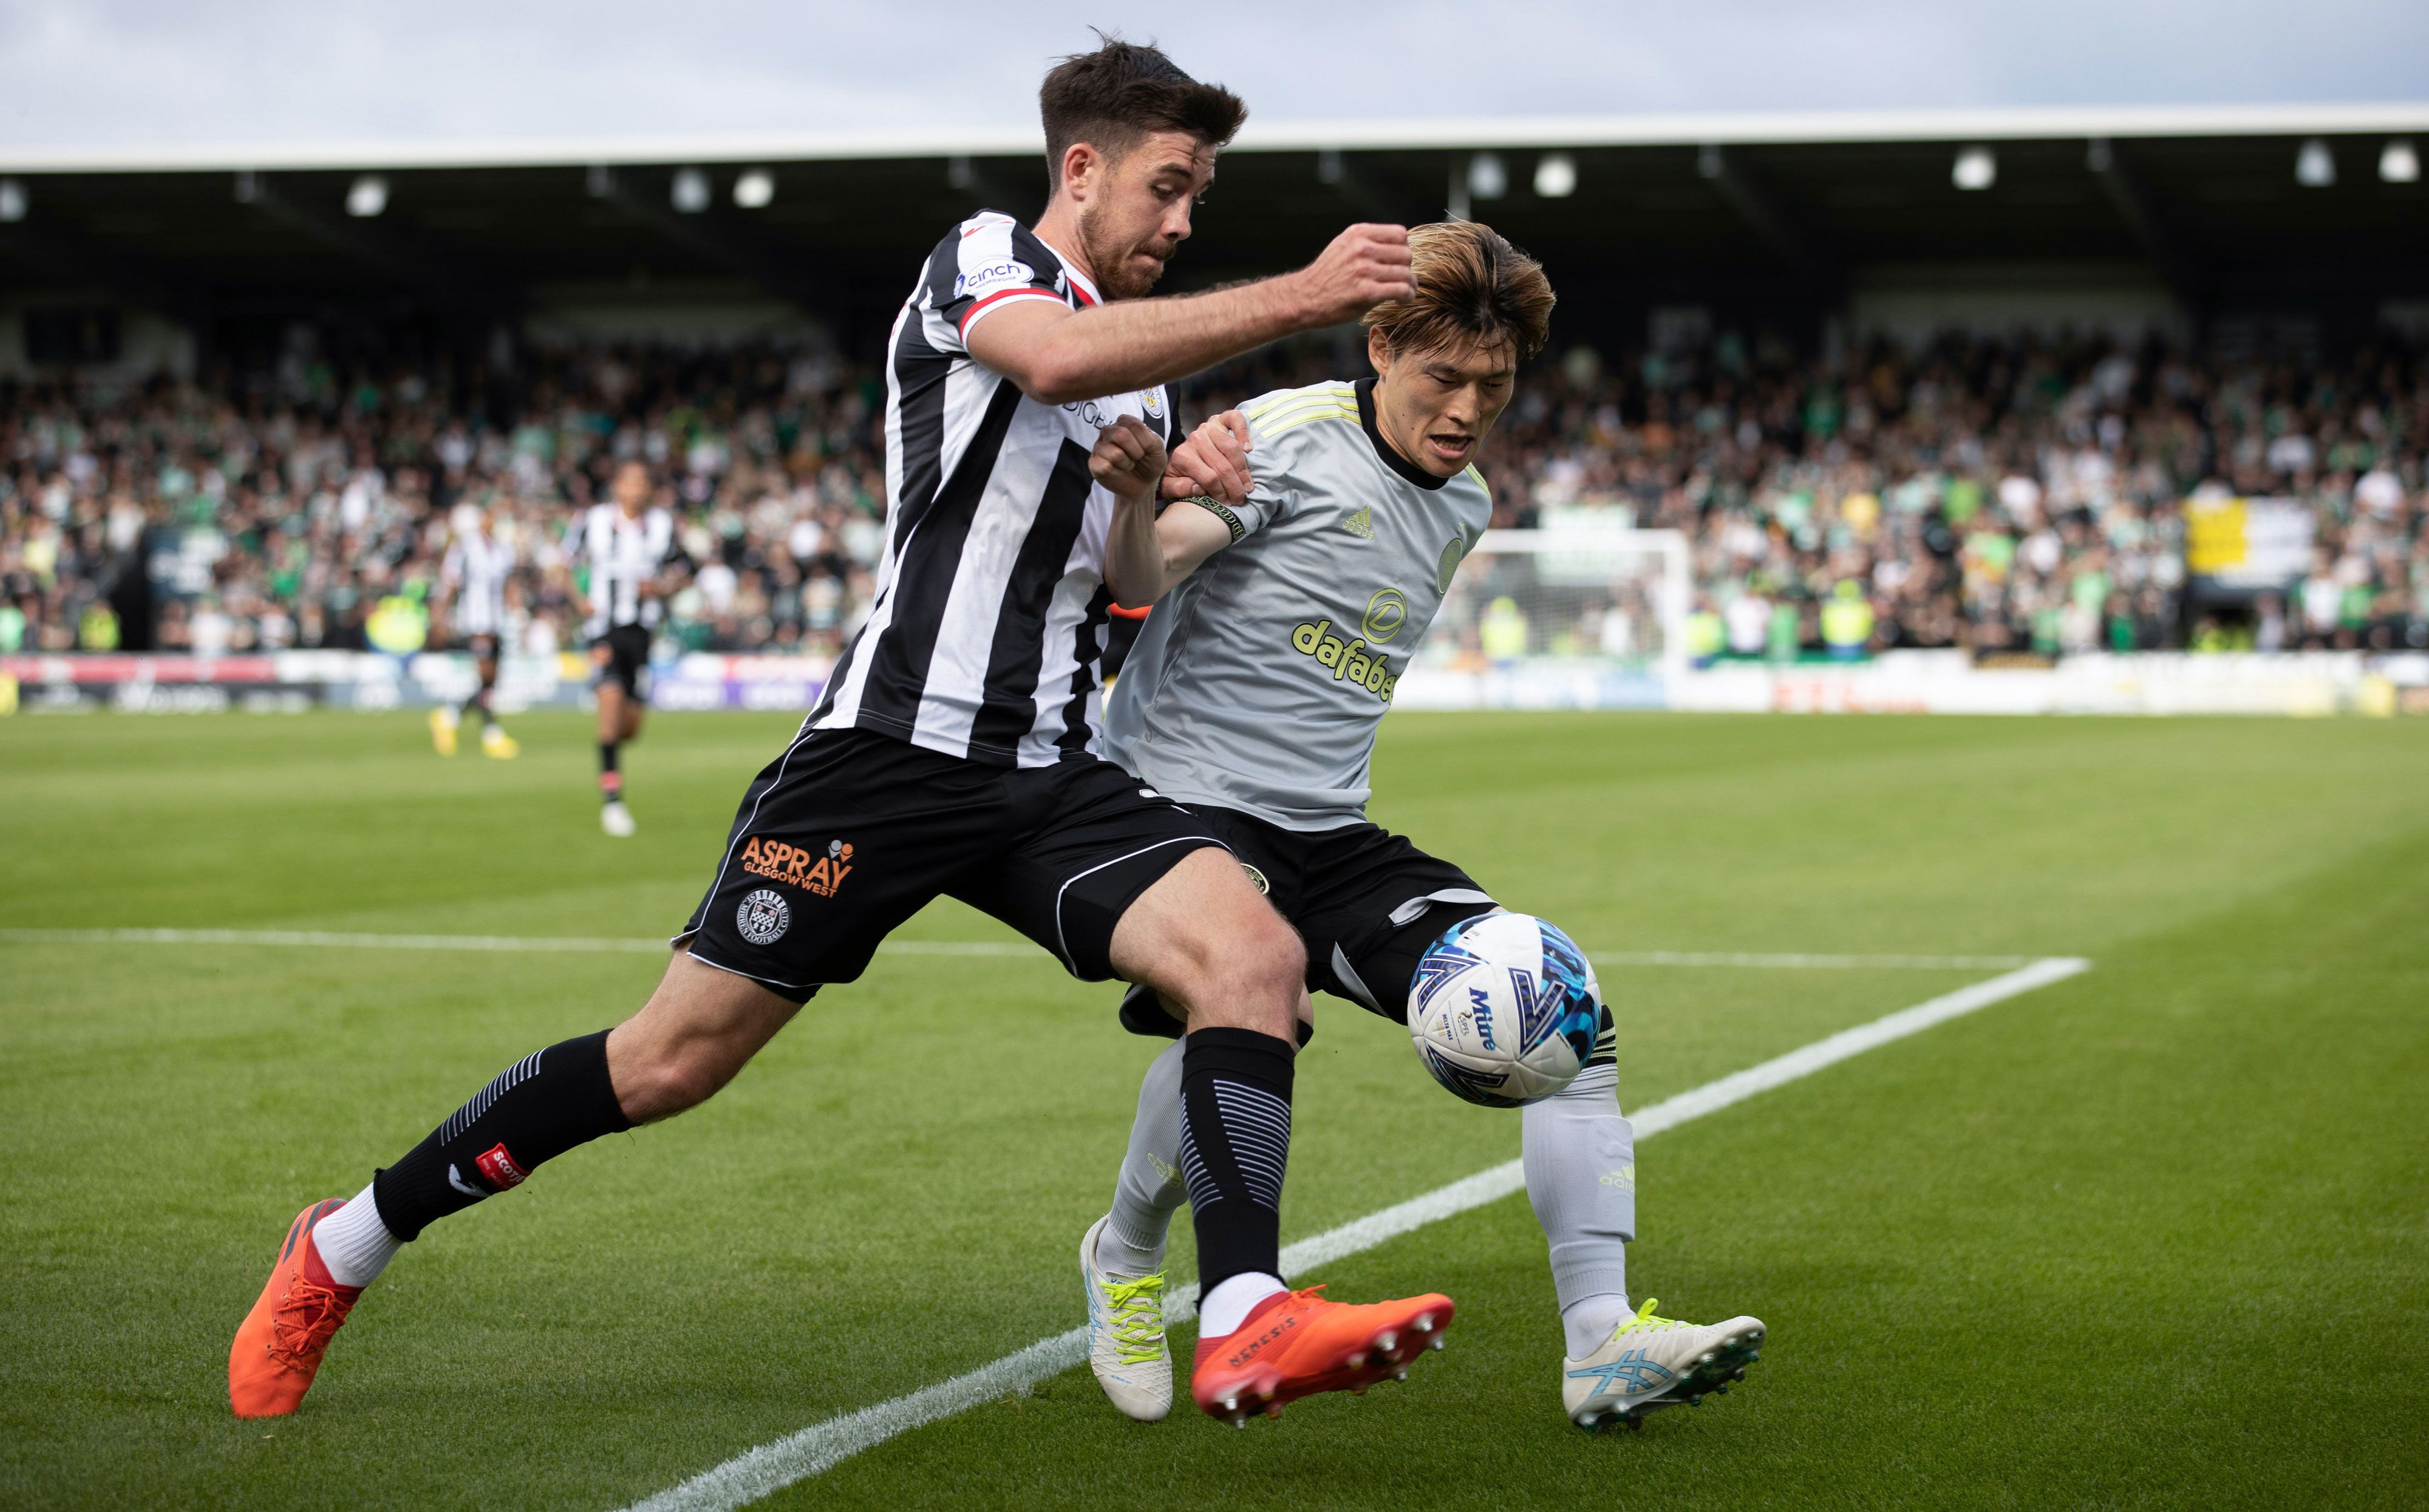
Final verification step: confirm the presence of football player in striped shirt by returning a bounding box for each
[1077,222,1765,1430]
[232,37,1457,1429]
[429,494,520,760]
[573,461,684,836]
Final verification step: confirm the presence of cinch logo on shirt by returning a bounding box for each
[741,836,856,897]
[1290,618,1399,703]
[953,260,1034,299]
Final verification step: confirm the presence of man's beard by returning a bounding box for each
[1077,205,1169,301]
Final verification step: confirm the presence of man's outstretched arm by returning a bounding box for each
[969,224,1413,405]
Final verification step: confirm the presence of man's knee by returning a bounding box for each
[1170,908,1303,1035]
[607,957,796,1122]
[606,1026,728,1122]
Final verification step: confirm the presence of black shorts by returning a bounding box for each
[465,632,501,664]
[593,625,650,700]
[1117,804,1496,1036]
[675,728,1230,1003]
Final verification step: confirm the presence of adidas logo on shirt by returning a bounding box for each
[1338,506,1374,540]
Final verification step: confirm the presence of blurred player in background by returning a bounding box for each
[428,494,520,760]
[230,36,1460,1429]
[574,460,684,836]
[1080,221,1764,1431]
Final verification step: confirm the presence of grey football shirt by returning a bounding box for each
[1105,377,1490,830]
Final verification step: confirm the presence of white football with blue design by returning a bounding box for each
[1407,913,1601,1108]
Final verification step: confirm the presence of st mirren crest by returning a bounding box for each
[1338,505,1374,540]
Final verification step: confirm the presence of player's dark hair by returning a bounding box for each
[1038,35,1246,196]
[1364,221,1557,363]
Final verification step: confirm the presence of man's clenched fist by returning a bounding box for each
[1089,415,1170,504]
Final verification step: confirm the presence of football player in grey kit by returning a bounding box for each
[1083,221,1766,1429]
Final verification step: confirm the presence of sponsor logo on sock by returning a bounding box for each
[474,1142,529,1190]
[740,836,855,897]
[446,1163,487,1199]
[736,888,792,944]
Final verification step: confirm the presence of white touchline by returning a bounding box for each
[1589,950,2035,971]
[0,927,1041,958]
[0,928,2030,972]
[617,954,2091,1512]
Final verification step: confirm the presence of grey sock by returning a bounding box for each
[1099,1037,1187,1276]
[1522,1061,1636,1353]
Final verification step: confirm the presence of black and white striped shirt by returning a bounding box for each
[575,503,680,639]
[808,209,1177,768]
[441,525,514,638]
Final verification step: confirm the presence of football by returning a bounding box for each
[1407,913,1603,1107]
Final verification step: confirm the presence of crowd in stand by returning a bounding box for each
[2,330,2425,664]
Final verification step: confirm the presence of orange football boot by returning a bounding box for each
[1190,1284,1455,1425]
[229,1198,363,1418]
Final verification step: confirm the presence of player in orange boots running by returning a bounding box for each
[1191,1286,1454,1425]
[228,1199,361,1418]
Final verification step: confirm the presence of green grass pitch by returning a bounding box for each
[3,709,2426,1510]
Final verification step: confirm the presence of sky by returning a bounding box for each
[2,0,2424,149]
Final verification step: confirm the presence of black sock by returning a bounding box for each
[370,1029,632,1241]
[1178,1026,1295,1299]
[599,741,621,803]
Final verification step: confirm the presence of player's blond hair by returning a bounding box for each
[1362,222,1555,363]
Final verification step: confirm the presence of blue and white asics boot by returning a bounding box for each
[1564,1298,1765,1429]
[1080,1215,1171,1422]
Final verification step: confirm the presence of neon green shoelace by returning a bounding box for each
[1101,1273,1167,1364]
[1612,1297,1689,1338]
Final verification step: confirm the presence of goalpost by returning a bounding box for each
[1397,526,1692,709]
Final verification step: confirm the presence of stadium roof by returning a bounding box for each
[4,101,2428,172]
[5,103,2427,356]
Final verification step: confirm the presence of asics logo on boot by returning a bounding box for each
[1567,1352,1673,1393]
[1224,1313,1296,1369]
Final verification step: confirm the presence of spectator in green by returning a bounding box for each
[1682,601,1725,668]
[77,601,120,652]
[1820,581,1873,661]
[365,594,429,655]
[1765,599,1800,664]
[1479,596,1530,662]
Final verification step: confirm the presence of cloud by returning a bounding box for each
[0,0,2421,149]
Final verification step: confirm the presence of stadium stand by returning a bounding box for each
[4,332,2423,661]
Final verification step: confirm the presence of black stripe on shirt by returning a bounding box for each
[966,437,1095,759]
[1055,582,1116,756]
[806,611,868,723]
[1006,222,1065,291]
[854,378,1026,737]
[889,307,953,545]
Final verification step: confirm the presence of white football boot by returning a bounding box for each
[1080,1215,1171,1422]
[601,800,636,837]
[1564,1298,1765,1429]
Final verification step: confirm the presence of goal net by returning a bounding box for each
[1395,526,1691,710]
